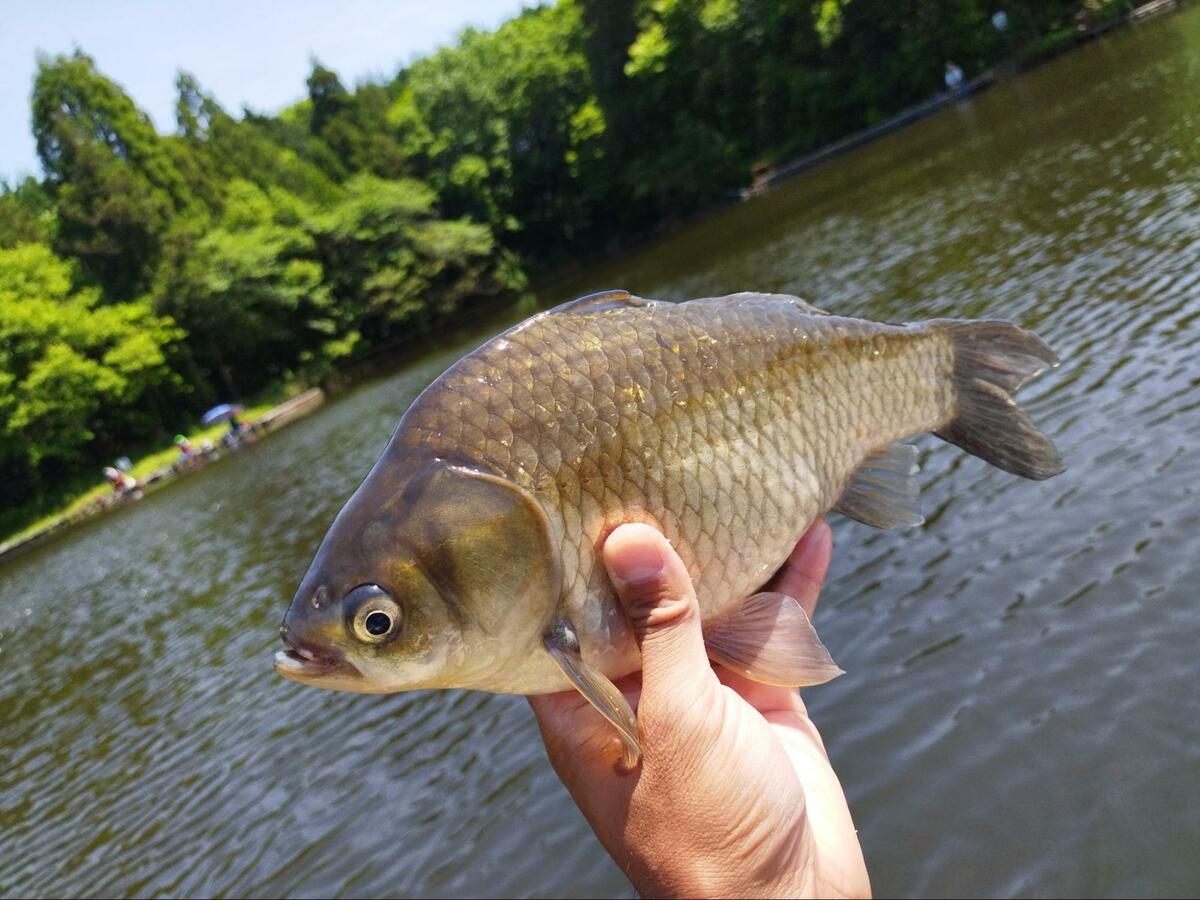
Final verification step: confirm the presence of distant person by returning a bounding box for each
[175,434,194,459]
[223,413,245,448]
[945,61,965,91]
[103,466,137,495]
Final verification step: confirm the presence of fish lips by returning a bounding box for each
[274,628,361,686]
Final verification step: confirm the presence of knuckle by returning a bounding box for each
[622,584,696,630]
[629,598,693,634]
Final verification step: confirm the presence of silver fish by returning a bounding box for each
[275,290,1063,764]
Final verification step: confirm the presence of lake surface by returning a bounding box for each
[3,9,1199,897]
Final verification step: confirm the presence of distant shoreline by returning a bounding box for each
[0,389,325,564]
[749,0,1189,196]
[529,0,1192,293]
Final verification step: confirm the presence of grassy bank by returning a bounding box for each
[1,392,286,546]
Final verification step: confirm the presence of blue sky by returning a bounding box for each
[1,0,531,182]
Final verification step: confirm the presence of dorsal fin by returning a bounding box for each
[547,289,652,315]
[789,297,831,316]
[688,292,831,316]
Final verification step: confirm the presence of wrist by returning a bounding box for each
[630,862,816,900]
[621,823,818,899]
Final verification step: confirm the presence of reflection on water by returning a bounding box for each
[3,9,1199,897]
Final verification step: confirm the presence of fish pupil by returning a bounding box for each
[365,611,392,636]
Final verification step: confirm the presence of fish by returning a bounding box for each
[274,290,1063,765]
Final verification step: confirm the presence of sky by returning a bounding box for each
[0,0,531,182]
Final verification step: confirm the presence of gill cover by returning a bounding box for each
[388,459,562,642]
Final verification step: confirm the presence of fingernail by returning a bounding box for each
[607,534,666,587]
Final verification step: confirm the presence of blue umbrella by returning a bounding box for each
[201,403,243,425]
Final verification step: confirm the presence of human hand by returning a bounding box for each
[529,519,870,899]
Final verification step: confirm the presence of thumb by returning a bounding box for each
[603,524,713,696]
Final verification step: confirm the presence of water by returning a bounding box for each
[3,10,1199,897]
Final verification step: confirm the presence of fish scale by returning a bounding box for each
[397,293,956,676]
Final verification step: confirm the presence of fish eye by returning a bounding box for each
[365,611,391,636]
[345,584,402,644]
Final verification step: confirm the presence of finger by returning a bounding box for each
[602,523,713,699]
[528,691,611,770]
[528,675,645,775]
[528,690,589,723]
[766,517,832,619]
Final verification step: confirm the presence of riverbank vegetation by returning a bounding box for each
[0,0,1135,534]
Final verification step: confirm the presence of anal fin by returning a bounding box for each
[834,443,924,529]
[544,619,641,767]
[704,592,844,687]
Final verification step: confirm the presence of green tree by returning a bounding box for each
[175,73,341,205]
[0,243,184,507]
[32,51,196,299]
[303,65,420,180]
[307,62,351,136]
[405,3,602,258]
[0,177,56,248]
[154,180,331,396]
[311,173,524,345]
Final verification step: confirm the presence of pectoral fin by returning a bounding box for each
[834,442,924,529]
[704,592,844,687]
[544,619,641,767]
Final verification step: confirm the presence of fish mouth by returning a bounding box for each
[274,627,359,684]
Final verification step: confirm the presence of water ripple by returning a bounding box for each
[3,9,1200,899]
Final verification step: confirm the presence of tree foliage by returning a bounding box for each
[0,178,56,248]
[311,174,521,344]
[153,180,330,396]
[0,243,184,507]
[32,52,197,299]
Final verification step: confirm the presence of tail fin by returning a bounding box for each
[934,320,1065,480]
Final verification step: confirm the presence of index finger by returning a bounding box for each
[765,517,832,619]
